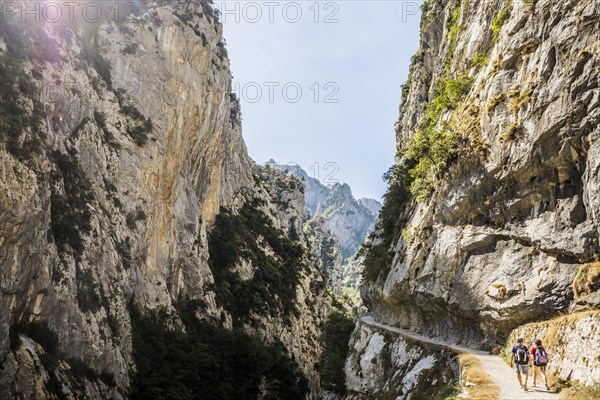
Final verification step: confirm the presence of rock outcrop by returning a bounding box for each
[344,321,457,399]
[365,0,600,342]
[0,1,328,398]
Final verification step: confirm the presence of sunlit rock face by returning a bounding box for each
[0,1,328,398]
[347,0,600,396]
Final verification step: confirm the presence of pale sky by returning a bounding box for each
[217,0,424,200]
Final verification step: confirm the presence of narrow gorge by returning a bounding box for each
[1,0,600,399]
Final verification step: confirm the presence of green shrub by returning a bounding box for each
[120,105,144,120]
[107,314,120,336]
[122,43,139,55]
[399,74,473,201]
[49,151,94,261]
[0,24,47,162]
[421,0,444,20]
[94,110,121,149]
[445,3,463,71]
[491,1,513,43]
[208,200,304,326]
[126,213,136,229]
[129,301,309,400]
[130,121,152,145]
[230,93,242,126]
[120,105,153,146]
[82,45,112,88]
[94,110,107,129]
[362,242,392,283]
[501,122,522,142]
[433,379,459,400]
[115,238,132,269]
[76,268,102,313]
[9,321,59,356]
[362,72,474,282]
[126,209,147,229]
[471,52,489,69]
[401,226,416,245]
[216,39,228,61]
[136,210,147,221]
[319,311,355,393]
[360,166,412,282]
[103,178,117,195]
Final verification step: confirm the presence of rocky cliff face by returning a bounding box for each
[343,321,457,400]
[349,0,600,396]
[317,183,380,260]
[266,161,331,218]
[0,1,328,398]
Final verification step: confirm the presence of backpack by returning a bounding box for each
[515,345,528,364]
[535,347,548,366]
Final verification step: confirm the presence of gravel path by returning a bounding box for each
[361,316,561,400]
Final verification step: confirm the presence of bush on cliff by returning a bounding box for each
[208,200,304,326]
[318,310,355,393]
[129,301,309,400]
[398,74,473,201]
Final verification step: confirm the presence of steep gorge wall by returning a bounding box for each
[0,1,328,398]
[364,0,600,343]
[349,0,600,396]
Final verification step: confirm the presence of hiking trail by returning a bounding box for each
[361,316,561,400]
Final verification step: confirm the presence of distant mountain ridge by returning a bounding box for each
[266,160,381,260]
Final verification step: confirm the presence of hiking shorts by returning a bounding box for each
[514,363,529,374]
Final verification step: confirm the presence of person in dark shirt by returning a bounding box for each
[510,337,532,391]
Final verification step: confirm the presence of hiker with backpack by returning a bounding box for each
[510,337,532,391]
[531,338,550,390]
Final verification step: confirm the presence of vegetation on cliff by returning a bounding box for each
[0,23,48,162]
[318,310,355,393]
[130,301,309,400]
[49,150,95,263]
[208,200,305,326]
[360,166,411,283]
[400,73,473,201]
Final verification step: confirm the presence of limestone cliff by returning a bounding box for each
[0,1,328,398]
[349,0,600,396]
[343,321,457,400]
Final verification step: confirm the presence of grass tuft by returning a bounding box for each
[456,353,500,400]
[573,262,600,298]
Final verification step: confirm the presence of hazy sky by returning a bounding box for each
[217,0,423,200]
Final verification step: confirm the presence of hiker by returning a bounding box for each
[531,338,550,390]
[510,337,532,391]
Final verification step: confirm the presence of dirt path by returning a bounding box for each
[361,316,561,400]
